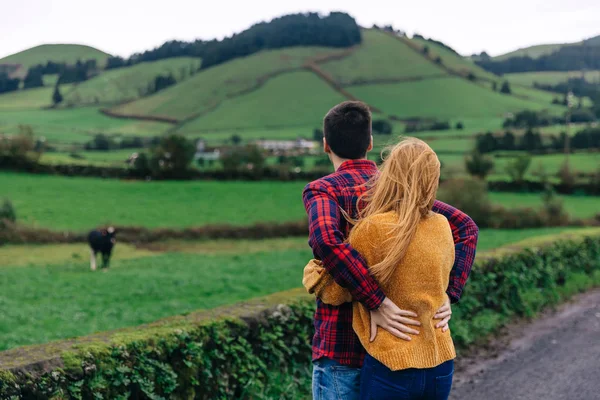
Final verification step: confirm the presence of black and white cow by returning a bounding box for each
[88,227,116,271]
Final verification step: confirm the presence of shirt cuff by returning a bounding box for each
[446,288,461,304]
[364,287,386,310]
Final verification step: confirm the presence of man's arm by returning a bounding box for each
[432,200,479,303]
[303,181,384,310]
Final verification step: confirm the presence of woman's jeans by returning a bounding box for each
[360,354,454,400]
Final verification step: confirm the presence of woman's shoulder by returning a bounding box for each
[349,212,394,241]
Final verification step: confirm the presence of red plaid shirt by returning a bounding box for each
[303,159,479,367]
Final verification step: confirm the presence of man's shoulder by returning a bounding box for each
[304,171,342,193]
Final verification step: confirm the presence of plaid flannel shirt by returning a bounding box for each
[303,159,479,367]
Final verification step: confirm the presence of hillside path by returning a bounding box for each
[451,289,600,400]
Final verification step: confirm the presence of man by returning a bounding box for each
[303,101,478,399]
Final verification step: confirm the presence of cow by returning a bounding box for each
[88,227,116,271]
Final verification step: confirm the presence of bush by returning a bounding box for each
[372,119,393,135]
[150,134,196,178]
[0,125,42,166]
[455,121,464,130]
[84,134,116,151]
[0,199,16,226]
[438,178,493,228]
[2,236,599,398]
[500,81,511,94]
[506,155,532,184]
[465,151,494,179]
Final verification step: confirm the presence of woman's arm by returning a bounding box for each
[302,259,352,306]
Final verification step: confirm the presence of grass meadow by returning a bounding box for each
[110,46,348,120]
[1,172,598,231]
[319,30,445,85]
[0,44,111,70]
[0,107,171,144]
[505,70,600,87]
[1,226,598,351]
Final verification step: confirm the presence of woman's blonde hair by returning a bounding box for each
[357,137,441,285]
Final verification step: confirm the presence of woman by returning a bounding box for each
[303,137,456,400]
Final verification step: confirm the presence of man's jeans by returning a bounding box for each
[312,357,361,400]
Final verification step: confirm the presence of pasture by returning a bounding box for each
[0,44,111,70]
[1,226,598,351]
[348,77,565,120]
[1,172,598,232]
[0,107,171,144]
[505,70,600,87]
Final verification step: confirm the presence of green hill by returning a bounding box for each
[493,43,570,61]
[318,30,445,85]
[62,58,201,107]
[109,47,347,121]
[505,70,600,86]
[0,44,112,71]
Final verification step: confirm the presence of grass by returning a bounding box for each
[39,149,141,166]
[319,29,445,85]
[348,77,565,120]
[63,58,201,107]
[410,37,498,81]
[493,43,568,61]
[1,172,598,232]
[0,44,111,71]
[505,70,600,86]
[0,107,171,144]
[0,247,311,350]
[1,225,598,351]
[111,46,347,121]
[0,84,73,111]
[179,71,347,131]
[492,152,600,177]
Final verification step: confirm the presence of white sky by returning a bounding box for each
[1,0,599,59]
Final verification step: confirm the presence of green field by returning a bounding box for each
[505,70,600,86]
[0,107,171,144]
[1,172,598,231]
[110,46,346,121]
[493,43,568,61]
[411,37,498,81]
[1,225,598,350]
[39,149,140,166]
[349,77,565,120]
[178,71,346,131]
[0,84,73,110]
[63,58,201,107]
[0,44,111,71]
[319,30,445,85]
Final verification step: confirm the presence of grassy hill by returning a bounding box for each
[318,30,445,85]
[347,76,564,120]
[62,58,201,107]
[109,47,348,121]
[0,84,73,110]
[505,70,600,86]
[493,43,571,61]
[0,44,112,71]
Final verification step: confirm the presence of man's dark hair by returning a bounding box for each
[323,101,372,159]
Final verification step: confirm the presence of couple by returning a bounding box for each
[302,101,479,399]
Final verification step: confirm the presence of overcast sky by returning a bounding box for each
[2,0,599,59]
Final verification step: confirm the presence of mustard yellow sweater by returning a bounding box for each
[303,212,456,371]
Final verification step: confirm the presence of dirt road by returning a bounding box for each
[451,289,600,400]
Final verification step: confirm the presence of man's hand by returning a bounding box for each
[369,297,420,342]
[434,295,452,332]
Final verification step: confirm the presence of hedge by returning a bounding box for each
[1,234,599,399]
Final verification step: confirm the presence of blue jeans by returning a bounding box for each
[360,355,454,400]
[312,358,361,400]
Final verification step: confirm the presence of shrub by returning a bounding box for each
[500,81,511,94]
[372,119,393,135]
[0,125,42,166]
[438,178,493,227]
[150,134,196,178]
[2,236,599,398]
[506,155,532,184]
[84,134,116,151]
[465,151,494,179]
[455,121,464,130]
[0,199,16,226]
[221,145,266,177]
[541,185,569,226]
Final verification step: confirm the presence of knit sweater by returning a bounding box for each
[303,211,456,371]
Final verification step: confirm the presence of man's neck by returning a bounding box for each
[331,155,368,171]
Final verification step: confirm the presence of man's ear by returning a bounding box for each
[367,135,374,152]
[323,137,331,154]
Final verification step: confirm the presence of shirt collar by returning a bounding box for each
[337,159,378,173]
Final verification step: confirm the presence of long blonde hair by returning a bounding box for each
[357,137,441,285]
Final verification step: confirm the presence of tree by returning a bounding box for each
[475,132,498,153]
[85,134,115,151]
[0,198,16,226]
[52,85,63,106]
[465,151,494,179]
[455,121,464,130]
[372,119,392,135]
[422,46,429,55]
[505,155,531,184]
[313,128,323,142]
[500,81,511,94]
[230,134,242,145]
[23,67,44,89]
[434,56,443,65]
[499,131,516,151]
[0,73,20,94]
[151,134,195,177]
[519,129,543,151]
[492,81,498,91]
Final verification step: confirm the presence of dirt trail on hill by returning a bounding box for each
[451,289,600,400]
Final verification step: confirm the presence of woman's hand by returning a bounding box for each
[369,297,420,342]
[434,295,452,332]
